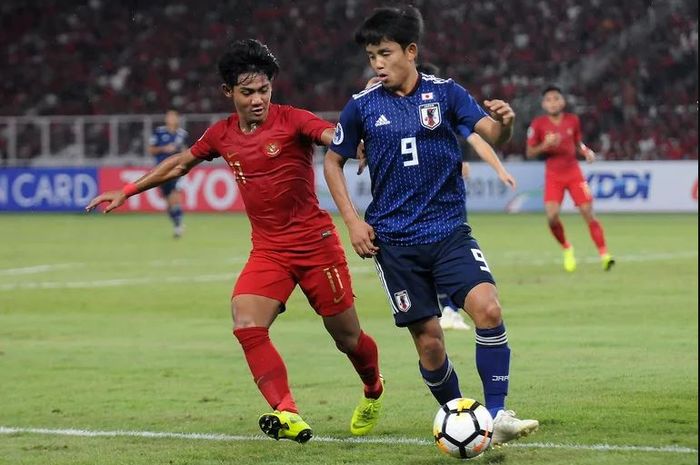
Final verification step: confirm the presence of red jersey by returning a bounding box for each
[190,104,334,250]
[527,113,582,176]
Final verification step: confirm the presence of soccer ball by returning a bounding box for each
[433,398,494,459]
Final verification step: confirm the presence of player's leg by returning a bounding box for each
[321,307,383,398]
[546,201,576,272]
[463,283,539,445]
[296,238,383,435]
[577,201,615,271]
[321,306,384,435]
[462,283,510,417]
[231,254,311,442]
[432,229,508,418]
[407,316,462,405]
[166,188,184,237]
[374,240,462,406]
[433,227,538,444]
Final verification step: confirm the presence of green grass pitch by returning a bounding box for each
[0,212,697,465]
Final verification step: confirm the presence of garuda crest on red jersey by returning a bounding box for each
[264,141,281,158]
[419,102,442,130]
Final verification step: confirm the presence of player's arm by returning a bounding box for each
[86,149,202,213]
[324,150,378,258]
[448,83,514,147]
[576,141,596,163]
[467,133,516,189]
[526,135,560,158]
[474,99,516,146]
[572,117,596,163]
[525,123,558,159]
[320,128,367,175]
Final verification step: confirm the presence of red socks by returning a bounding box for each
[234,327,382,409]
[233,327,297,413]
[347,331,383,399]
[549,220,571,249]
[588,220,608,255]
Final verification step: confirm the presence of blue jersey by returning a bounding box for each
[150,126,188,163]
[330,74,487,245]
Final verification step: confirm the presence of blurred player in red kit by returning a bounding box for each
[86,39,383,443]
[527,85,615,272]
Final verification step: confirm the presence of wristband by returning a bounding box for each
[122,183,140,197]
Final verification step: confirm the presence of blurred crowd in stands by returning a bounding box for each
[1,0,697,160]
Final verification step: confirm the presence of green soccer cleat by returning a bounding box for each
[350,377,384,436]
[258,410,313,443]
[601,254,616,271]
[563,247,577,272]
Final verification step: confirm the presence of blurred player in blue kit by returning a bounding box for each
[148,110,188,238]
[324,6,538,445]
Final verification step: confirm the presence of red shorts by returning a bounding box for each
[233,230,354,317]
[544,169,593,206]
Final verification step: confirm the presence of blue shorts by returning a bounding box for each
[374,224,496,327]
[159,179,180,197]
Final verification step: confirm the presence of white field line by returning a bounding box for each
[0,257,251,276]
[0,273,237,291]
[0,426,696,455]
[0,263,80,276]
[0,251,696,292]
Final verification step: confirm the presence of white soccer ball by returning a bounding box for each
[433,398,494,459]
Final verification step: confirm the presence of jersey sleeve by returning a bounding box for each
[149,132,158,147]
[291,108,334,144]
[190,123,221,161]
[329,98,363,159]
[526,119,542,147]
[447,81,488,138]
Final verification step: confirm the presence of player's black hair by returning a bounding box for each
[218,39,280,87]
[417,62,440,75]
[354,5,424,49]
[542,84,563,96]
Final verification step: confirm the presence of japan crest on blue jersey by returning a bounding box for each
[330,74,488,245]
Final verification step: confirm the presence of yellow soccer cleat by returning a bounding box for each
[350,377,385,436]
[601,254,616,271]
[563,247,577,272]
[258,410,313,443]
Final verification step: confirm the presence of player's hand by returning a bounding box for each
[163,143,177,153]
[483,99,515,127]
[356,141,367,175]
[498,170,517,190]
[544,133,561,147]
[584,148,596,164]
[348,219,379,258]
[85,190,127,213]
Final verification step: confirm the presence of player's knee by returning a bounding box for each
[331,328,360,353]
[232,316,258,330]
[334,337,356,354]
[547,215,560,227]
[473,300,503,328]
[417,334,446,362]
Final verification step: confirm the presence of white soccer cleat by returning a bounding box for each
[492,410,539,445]
[173,225,185,239]
[439,307,471,331]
